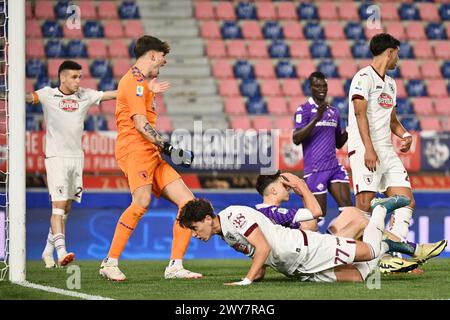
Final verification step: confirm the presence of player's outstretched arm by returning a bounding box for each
[354,98,378,172]
[101,90,118,101]
[390,108,412,152]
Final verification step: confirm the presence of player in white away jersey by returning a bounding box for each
[26,60,117,268]
[178,195,417,284]
[348,33,415,247]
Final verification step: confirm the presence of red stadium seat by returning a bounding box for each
[254,60,276,79]
[405,22,426,41]
[26,2,32,19]
[215,2,236,20]
[79,2,98,19]
[248,40,269,58]
[365,25,385,40]
[88,105,102,115]
[219,79,240,96]
[274,116,294,130]
[224,97,247,115]
[26,40,45,59]
[413,97,434,115]
[288,96,307,113]
[35,2,54,19]
[385,22,406,41]
[433,41,450,60]
[206,40,226,58]
[212,60,233,79]
[317,2,338,20]
[124,21,144,38]
[290,40,311,58]
[338,60,358,79]
[281,79,303,97]
[283,21,303,40]
[418,3,440,21]
[427,80,448,98]
[200,21,221,39]
[156,116,172,133]
[327,79,345,97]
[104,20,124,39]
[442,117,450,132]
[63,23,83,39]
[396,80,407,99]
[252,115,273,130]
[155,94,166,115]
[420,116,443,131]
[435,98,450,116]
[414,41,434,59]
[296,60,316,78]
[379,3,399,20]
[241,21,263,40]
[227,40,248,58]
[338,2,359,20]
[420,60,441,79]
[80,77,97,90]
[257,2,276,20]
[87,40,107,59]
[277,2,298,20]
[195,1,214,20]
[331,40,351,58]
[26,20,42,38]
[260,79,281,97]
[98,1,119,19]
[108,40,129,58]
[100,99,116,115]
[26,79,34,92]
[358,59,372,69]
[400,60,420,79]
[113,59,131,78]
[324,22,345,40]
[230,116,252,130]
[267,97,288,115]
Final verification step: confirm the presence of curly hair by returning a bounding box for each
[177,198,215,229]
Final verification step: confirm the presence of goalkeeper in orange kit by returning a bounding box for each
[99,35,201,281]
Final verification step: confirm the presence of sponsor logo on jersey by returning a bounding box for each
[136,86,144,97]
[59,99,79,112]
[54,94,63,98]
[377,93,394,109]
[376,85,383,89]
[363,174,373,185]
[354,86,363,91]
[359,73,368,77]
[277,208,288,215]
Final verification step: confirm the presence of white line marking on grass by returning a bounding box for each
[13,281,114,300]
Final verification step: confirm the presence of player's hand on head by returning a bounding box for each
[400,136,412,153]
[148,78,170,93]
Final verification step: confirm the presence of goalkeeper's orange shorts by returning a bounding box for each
[117,151,181,196]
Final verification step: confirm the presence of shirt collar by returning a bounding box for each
[255,203,273,209]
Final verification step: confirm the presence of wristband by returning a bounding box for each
[402,132,412,138]
[239,277,252,285]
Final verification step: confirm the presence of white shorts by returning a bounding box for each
[293,231,357,283]
[45,157,84,203]
[349,147,411,194]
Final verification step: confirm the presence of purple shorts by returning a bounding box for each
[304,164,349,194]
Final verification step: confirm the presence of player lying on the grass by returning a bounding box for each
[255,171,448,271]
[178,195,419,284]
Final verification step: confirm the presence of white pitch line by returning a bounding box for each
[13,281,114,300]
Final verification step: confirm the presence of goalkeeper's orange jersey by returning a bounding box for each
[115,66,159,160]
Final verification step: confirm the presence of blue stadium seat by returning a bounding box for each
[45,39,66,58]
[399,42,414,59]
[345,22,365,40]
[42,21,63,38]
[351,40,371,58]
[129,40,136,58]
[344,79,352,94]
[119,1,140,19]
[400,116,420,131]
[26,115,41,131]
[302,81,311,97]
[441,61,450,79]
[54,0,70,19]
[269,40,290,58]
[396,98,414,115]
[358,2,374,20]
[26,59,47,78]
[406,80,427,97]
[340,116,348,129]
[318,60,338,78]
[26,102,43,114]
[332,97,348,116]
[84,115,108,131]
[275,60,297,78]
[236,2,257,19]
[247,97,267,114]
[90,60,112,78]
[66,40,87,58]
[221,21,242,39]
[448,82,450,95]
[83,21,104,38]
[263,21,283,40]
[98,78,118,91]
[310,40,331,58]
[233,60,255,80]
[426,22,447,40]
[398,4,420,20]
[240,79,261,98]
[297,3,318,20]
[303,22,324,40]
[34,76,53,90]
[439,4,450,21]
[387,67,401,79]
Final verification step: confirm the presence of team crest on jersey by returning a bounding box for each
[295,114,302,123]
[317,183,324,191]
[136,86,144,97]
[225,232,237,242]
[138,170,148,181]
[388,83,394,93]
[377,93,394,109]
[56,185,64,195]
[363,175,373,185]
[59,99,79,112]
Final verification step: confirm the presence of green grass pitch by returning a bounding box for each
[1,259,450,300]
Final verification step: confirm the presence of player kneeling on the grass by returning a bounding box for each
[178,195,417,284]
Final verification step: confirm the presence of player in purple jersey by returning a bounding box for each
[292,72,352,217]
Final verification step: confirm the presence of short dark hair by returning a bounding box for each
[134,35,170,59]
[369,33,400,56]
[255,170,281,196]
[178,198,215,229]
[308,71,326,83]
[58,60,82,79]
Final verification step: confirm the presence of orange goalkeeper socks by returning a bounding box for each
[108,202,147,259]
[170,213,192,260]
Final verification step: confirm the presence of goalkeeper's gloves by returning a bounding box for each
[162,142,194,168]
